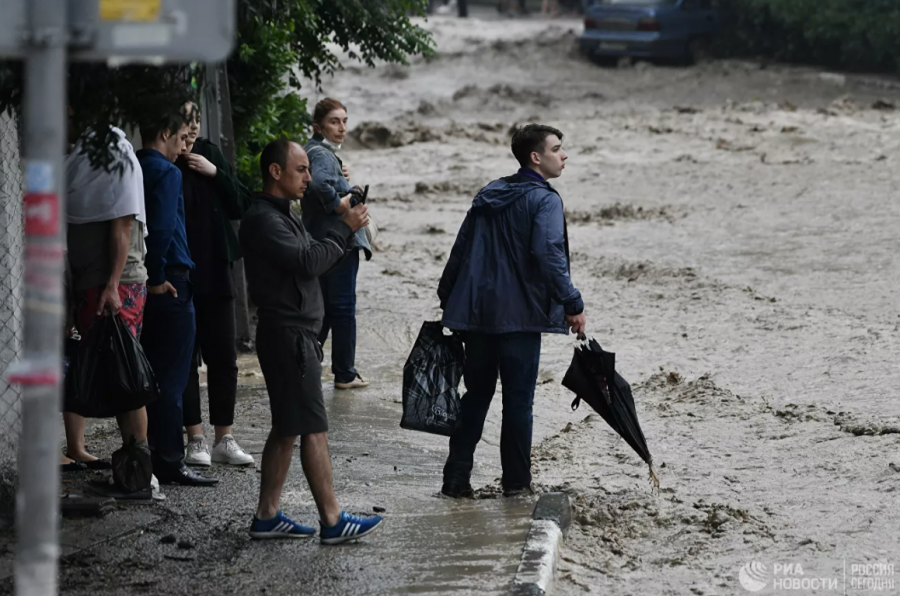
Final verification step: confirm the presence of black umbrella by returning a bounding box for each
[562,335,659,488]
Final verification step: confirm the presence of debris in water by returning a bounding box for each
[417,100,437,115]
[779,101,798,112]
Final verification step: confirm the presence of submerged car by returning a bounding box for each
[579,0,725,64]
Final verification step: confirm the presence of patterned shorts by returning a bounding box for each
[75,283,148,339]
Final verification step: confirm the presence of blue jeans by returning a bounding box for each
[443,332,542,491]
[141,276,196,476]
[318,250,359,384]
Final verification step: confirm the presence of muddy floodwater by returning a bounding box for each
[23,10,900,596]
[317,10,900,596]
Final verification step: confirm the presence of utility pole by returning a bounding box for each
[13,0,67,594]
[1,3,236,592]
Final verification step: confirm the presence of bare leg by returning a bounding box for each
[214,425,233,444]
[63,412,98,461]
[300,432,341,527]
[186,423,204,440]
[256,430,296,520]
[116,407,148,444]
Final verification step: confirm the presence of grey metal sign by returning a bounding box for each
[72,0,236,62]
[0,0,236,61]
[0,0,27,57]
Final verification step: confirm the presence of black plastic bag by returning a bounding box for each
[401,321,465,437]
[67,315,159,418]
[111,437,153,493]
[62,332,80,409]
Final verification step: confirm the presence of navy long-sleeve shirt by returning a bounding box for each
[136,148,194,286]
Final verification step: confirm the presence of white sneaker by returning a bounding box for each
[211,434,255,467]
[185,435,212,467]
[150,474,166,501]
[334,374,371,390]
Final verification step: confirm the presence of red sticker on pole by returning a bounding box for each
[24,161,58,237]
[24,193,59,236]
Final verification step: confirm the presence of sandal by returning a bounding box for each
[82,458,112,471]
[61,461,88,472]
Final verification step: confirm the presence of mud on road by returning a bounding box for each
[8,12,900,596]
[321,12,900,595]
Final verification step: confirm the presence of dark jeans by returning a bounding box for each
[141,276,196,476]
[443,332,542,491]
[317,249,359,384]
[182,296,238,428]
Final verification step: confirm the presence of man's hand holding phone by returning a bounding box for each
[341,203,370,232]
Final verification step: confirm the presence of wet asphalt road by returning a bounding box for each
[0,354,534,596]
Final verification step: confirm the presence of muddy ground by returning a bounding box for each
[318,10,900,595]
[4,9,900,596]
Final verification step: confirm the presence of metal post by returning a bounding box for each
[14,0,67,593]
[214,63,251,345]
[202,63,222,151]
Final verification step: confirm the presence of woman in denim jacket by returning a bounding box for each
[301,98,372,390]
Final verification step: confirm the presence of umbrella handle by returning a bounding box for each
[577,333,587,341]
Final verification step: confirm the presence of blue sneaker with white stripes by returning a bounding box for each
[249,511,315,539]
[320,510,383,545]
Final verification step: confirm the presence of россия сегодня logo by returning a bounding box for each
[739,561,769,592]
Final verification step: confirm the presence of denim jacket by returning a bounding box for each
[300,135,372,260]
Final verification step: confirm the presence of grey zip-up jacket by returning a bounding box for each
[301,135,373,260]
[240,193,353,331]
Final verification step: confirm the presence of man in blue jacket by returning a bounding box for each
[137,108,218,487]
[437,124,586,498]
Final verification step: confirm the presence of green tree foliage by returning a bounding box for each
[0,60,196,171]
[720,0,900,72]
[0,0,433,180]
[229,0,434,190]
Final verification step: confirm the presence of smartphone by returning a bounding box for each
[360,185,369,205]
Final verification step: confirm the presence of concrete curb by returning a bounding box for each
[509,493,572,596]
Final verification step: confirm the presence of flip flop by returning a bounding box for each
[82,459,112,471]
[61,461,88,472]
[65,457,112,470]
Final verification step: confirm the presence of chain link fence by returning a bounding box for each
[0,110,25,518]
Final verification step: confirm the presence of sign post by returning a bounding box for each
[1,2,236,594]
[7,1,68,595]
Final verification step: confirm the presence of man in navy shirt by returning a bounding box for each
[437,124,586,499]
[137,108,218,487]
